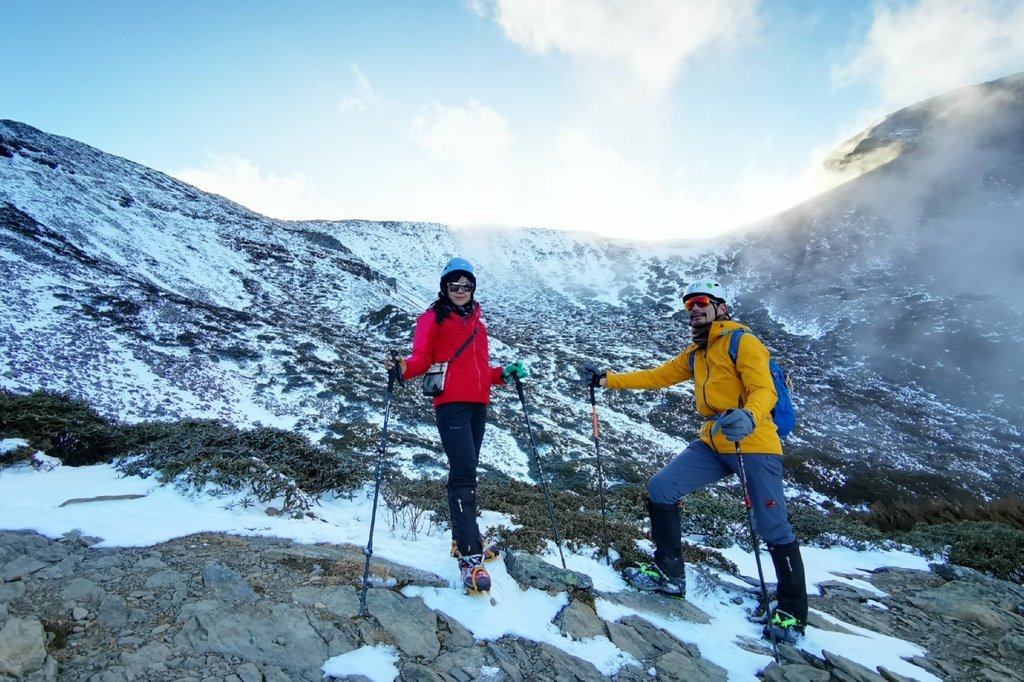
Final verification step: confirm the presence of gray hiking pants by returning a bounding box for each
[648,439,797,546]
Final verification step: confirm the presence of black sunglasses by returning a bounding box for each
[447,282,475,293]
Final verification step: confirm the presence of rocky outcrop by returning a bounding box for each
[0,529,1022,681]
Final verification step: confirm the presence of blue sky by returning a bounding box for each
[4,0,1023,240]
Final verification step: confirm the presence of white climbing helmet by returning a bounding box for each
[683,277,729,304]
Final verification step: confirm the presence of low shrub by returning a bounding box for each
[862,496,1024,533]
[0,389,124,466]
[899,521,1024,583]
[117,420,372,513]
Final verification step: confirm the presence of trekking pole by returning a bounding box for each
[589,385,610,566]
[359,351,403,616]
[513,375,566,569]
[735,441,781,664]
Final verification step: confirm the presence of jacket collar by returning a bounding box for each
[707,320,750,347]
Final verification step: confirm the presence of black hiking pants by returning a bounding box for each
[436,402,487,557]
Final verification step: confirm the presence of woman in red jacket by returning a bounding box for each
[387,257,526,593]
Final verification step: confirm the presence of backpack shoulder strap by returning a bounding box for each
[725,329,748,365]
[694,330,749,369]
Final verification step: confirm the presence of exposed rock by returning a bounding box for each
[502,548,594,592]
[654,649,729,681]
[0,529,1021,681]
[554,597,606,640]
[597,585,712,624]
[0,615,48,677]
[201,559,260,603]
[262,544,448,589]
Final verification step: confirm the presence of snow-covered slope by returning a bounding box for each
[2,72,1022,501]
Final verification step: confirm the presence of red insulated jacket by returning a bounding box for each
[403,304,505,407]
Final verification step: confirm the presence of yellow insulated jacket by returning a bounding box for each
[605,320,783,455]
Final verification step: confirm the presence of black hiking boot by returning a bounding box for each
[623,557,686,596]
[632,498,686,596]
[768,541,808,626]
[762,609,805,645]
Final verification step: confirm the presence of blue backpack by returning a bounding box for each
[689,329,796,439]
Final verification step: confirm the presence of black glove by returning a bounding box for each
[715,408,755,442]
[384,351,406,382]
[582,362,607,387]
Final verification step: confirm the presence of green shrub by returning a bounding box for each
[786,503,888,550]
[785,453,982,508]
[8,390,1019,583]
[674,487,888,552]
[472,480,737,573]
[380,475,446,540]
[0,442,34,467]
[899,521,1024,582]
[0,389,124,466]
[862,496,1024,533]
[117,420,373,514]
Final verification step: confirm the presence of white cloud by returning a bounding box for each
[463,0,489,18]
[339,63,382,113]
[836,0,1024,109]
[169,101,836,241]
[168,127,832,241]
[408,100,512,166]
[172,154,345,221]
[483,0,758,96]
[399,120,832,241]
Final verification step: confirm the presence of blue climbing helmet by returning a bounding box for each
[440,257,475,290]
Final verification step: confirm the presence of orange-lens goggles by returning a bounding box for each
[684,295,713,311]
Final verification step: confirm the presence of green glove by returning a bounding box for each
[502,360,528,382]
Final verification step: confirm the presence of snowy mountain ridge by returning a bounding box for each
[2,72,1023,503]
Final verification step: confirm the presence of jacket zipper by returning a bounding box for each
[471,319,483,389]
[699,348,721,454]
[459,315,484,395]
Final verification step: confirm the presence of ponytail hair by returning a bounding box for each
[431,294,452,324]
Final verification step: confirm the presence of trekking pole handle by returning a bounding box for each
[387,350,403,388]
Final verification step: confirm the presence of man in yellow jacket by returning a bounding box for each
[582,277,808,644]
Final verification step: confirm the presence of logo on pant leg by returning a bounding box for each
[765,499,776,509]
